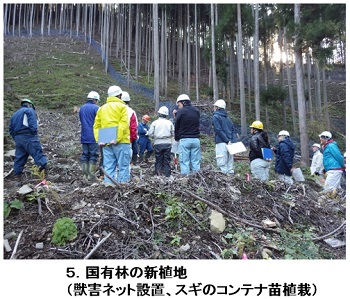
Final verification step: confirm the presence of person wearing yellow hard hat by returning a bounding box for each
[248,120,271,181]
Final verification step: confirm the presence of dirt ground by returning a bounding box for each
[3,107,346,260]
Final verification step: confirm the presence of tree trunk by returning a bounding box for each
[246,39,252,113]
[12,3,17,36]
[211,4,219,101]
[294,4,309,166]
[306,53,314,121]
[48,4,52,36]
[127,4,132,87]
[186,4,191,95]
[135,4,140,80]
[229,36,235,110]
[237,4,247,136]
[153,4,160,112]
[18,4,22,36]
[29,4,34,37]
[253,4,260,120]
[315,59,322,119]
[322,67,331,130]
[195,4,199,103]
[177,8,183,93]
[284,27,297,136]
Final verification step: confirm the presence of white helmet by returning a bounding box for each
[87,91,100,102]
[158,106,169,116]
[121,91,131,102]
[319,131,332,139]
[278,130,290,137]
[108,85,122,97]
[312,143,321,149]
[214,99,226,109]
[176,94,190,103]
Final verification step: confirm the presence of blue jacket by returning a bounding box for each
[212,109,235,144]
[322,140,345,171]
[138,122,150,139]
[9,106,38,139]
[79,100,99,143]
[274,138,295,176]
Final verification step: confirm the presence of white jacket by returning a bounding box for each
[148,117,174,145]
[310,150,323,174]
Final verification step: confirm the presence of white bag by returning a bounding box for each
[292,167,305,181]
[226,142,247,155]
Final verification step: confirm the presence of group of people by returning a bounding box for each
[79,87,202,184]
[9,93,345,192]
[247,121,345,191]
[209,100,345,192]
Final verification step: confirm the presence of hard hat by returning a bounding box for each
[319,131,332,139]
[121,91,130,102]
[108,85,122,97]
[278,130,290,137]
[312,143,321,149]
[158,106,169,116]
[214,99,226,109]
[176,94,190,103]
[249,120,263,130]
[142,115,150,122]
[21,99,35,109]
[87,91,100,102]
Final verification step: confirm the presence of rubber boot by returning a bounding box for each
[80,162,89,180]
[12,173,23,187]
[131,154,138,165]
[88,163,97,181]
[138,154,144,164]
[145,152,152,163]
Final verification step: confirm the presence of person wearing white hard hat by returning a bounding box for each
[79,91,101,181]
[212,99,235,174]
[310,143,323,176]
[272,130,295,184]
[174,94,201,174]
[121,91,139,165]
[9,98,48,182]
[319,131,345,191]
[94,85,131,184]
[148,106,174,177]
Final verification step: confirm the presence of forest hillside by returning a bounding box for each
[3,35,346,260]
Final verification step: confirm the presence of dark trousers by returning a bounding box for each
[14,134,47,175]
[80,143,99,163]
[154,143,172,177]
